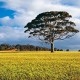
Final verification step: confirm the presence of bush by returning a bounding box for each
[60,49,63,51]
[54,48,57,51]
[57,49,60,51]
[66,49,69,51]
[78,50,80,52]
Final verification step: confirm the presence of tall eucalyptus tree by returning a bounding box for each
[24,11,79,52]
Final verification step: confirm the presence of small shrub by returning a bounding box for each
[78,50,80,52]
[60,49,63,51]
[57,49,60,51]
[66,49,69,51]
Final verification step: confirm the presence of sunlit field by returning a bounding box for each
[0,51,80,80]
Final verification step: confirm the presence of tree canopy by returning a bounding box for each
[24,11,79,52]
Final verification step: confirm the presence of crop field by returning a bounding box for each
[0,51,80,80]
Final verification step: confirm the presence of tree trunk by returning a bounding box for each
[51,41,54,53]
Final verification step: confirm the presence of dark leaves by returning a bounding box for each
[24,11,79,43]
[65,26,79,33]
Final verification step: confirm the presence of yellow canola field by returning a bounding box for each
[0,51,80,80]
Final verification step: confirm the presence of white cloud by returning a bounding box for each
[0,0,80,49]
[0,26,28,40]
[0,0,80,29]
[0,33,5,39]
[1,0,80,25]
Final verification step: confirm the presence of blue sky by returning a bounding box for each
[0,0,80,50]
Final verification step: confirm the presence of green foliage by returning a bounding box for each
[24,11,79,42]
[24,11,79,52]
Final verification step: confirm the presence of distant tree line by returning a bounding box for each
[1,44,80,51]
[0,44,51,51]
[0,44,63,51]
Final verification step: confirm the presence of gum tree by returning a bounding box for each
[24,11,79,52]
